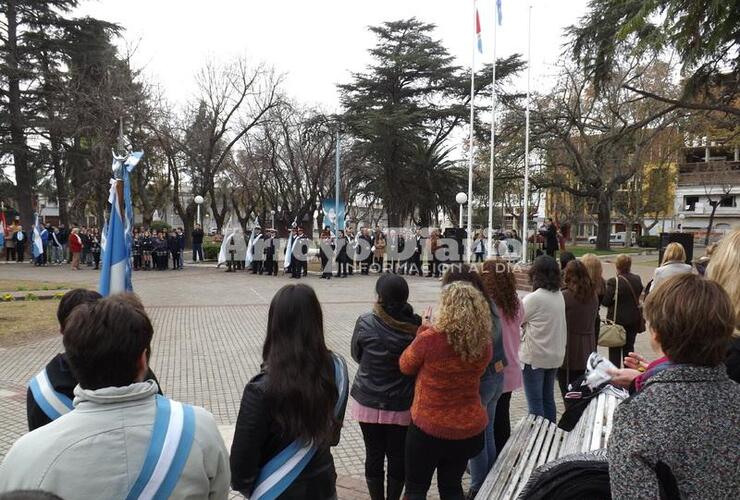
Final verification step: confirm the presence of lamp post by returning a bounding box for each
[271,210,276,229]
[194,195,204,226]
[456,192,468,229]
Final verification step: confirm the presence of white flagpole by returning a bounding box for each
[487,1,498,256]
[467,0,476,263]
[522,5,532,264]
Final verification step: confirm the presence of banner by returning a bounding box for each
[321,199,345,231]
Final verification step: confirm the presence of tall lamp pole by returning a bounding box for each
[194,195,204,226]
[456,192,468,230]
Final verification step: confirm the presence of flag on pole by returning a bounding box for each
[32,213,44,260]
[0,210,6,248]
[496,0,503,25]
[217,215,236,266]
[245,218,261,265]
[475,4,483,53]
[99,151,143,296]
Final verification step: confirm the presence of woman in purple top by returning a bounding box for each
[350,274,422,500]
[481,258,525,454]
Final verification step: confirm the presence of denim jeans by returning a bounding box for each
[522,364,558,423]
[469,370,504,492]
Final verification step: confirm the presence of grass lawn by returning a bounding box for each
[567,246,646,258]
[0,279,78,293]
[0,300,59,347]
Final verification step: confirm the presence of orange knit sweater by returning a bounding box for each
[399,325,492,440]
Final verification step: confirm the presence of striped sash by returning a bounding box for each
[28,368,74,421]
[126,396,196,500]
[250,353,349,500]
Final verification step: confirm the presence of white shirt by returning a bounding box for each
[519,288,567,369]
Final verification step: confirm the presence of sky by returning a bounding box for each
[73,0,591,111]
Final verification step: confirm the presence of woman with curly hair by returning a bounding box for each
[520,255,566,422]
[557,260,599,403]
[480,259,524,455]
[400,281,492,500]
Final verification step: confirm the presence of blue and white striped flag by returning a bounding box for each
[497,0,503,26]
[32,213,44,259]
[99,151,143,296]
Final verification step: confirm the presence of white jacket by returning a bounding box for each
[519,288,567,369]
[0,380,230,499]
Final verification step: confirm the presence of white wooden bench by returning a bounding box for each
[475,389,626,500]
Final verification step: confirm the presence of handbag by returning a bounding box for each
[620,275,646,333]
[599,275,626,347]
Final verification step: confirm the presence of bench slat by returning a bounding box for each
[478,415,533,500]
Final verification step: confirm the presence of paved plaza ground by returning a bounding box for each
[0,254,658,498]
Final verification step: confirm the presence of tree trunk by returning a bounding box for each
[596,193,611,251]
[51,139,69,227]
[5,0,34,231]
[704,201,718,246]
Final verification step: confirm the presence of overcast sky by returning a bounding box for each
[74,0,591,111]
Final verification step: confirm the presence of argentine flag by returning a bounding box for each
[32,213,44,259]
[99,151,143,296]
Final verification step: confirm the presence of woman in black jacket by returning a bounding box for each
[231,284,348,500]
[351,274,421,500]
[601,254,644,367]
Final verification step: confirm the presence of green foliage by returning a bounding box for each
[203,243,220,261]
[148,221,172,233]
[25,293,39,301]
[638,235,661,248]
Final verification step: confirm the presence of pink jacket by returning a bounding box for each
[501,298,524,393]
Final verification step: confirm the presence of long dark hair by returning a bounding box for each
[262,284,336,446]
[563,260,595,302]
[529,255,561,292]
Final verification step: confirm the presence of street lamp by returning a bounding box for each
[455,192,468,229]
[271,210,276,229]
[194,195,204,226]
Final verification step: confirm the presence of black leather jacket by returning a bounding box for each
[230,360,347,499]
[350,305,421,411]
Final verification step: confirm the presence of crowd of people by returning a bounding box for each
[0,229,738,500]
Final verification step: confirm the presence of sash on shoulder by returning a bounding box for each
[29,368,74,421]
[127,396,196,500]
[250,353,349,500]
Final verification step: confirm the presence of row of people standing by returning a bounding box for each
[1,221,103,270]
[132,227,185,271]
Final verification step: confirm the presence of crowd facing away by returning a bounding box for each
[0,231,738,500]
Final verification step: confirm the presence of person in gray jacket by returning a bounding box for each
[0,294,230,499]
[608,274,740,499]
[650,242,694,292]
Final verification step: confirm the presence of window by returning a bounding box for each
[684,196,699,211]
[719,196,735,208]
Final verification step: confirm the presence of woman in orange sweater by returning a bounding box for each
[400,281,493,500]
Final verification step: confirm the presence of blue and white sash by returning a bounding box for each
[28,368,74,421]
[126,396,196,500]
[250,353,349,500]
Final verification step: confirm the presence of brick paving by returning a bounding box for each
[0,258,655,498]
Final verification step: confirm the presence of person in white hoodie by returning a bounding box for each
[519,255,567,423]
[0,294,230,499]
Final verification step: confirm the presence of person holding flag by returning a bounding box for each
[99,151,143,296]
[32,214,45,266]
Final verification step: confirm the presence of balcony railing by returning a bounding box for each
[677,160,740,186]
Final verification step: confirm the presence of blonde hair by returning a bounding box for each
[614,254,632,274]
[706,230,740,332]
[435,281,492,363]
[662,242,686,265]
[580,253,604,295]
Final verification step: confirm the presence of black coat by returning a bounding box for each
[602,272,644,330]
[192,228,204,245]
[350,305,421,411]
[230,361,347,499]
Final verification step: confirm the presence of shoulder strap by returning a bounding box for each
[127,396,196,500]
[612,275,619,322]
[29,368,74,421]
[250,353,349,500]
[619,275,640,306]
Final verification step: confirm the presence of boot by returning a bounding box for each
[387,477,404,500]
[366,476,385,500]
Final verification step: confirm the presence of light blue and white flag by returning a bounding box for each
[497,0,503,25]
[32,213,44,259]
[245,218,261,265]
[99,151,143,296]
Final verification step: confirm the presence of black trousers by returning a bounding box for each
[336,260,348,277]
[16,244,25,262]
[405,423,483,500]
[5,247,15,261]
[494,391,512,454]
[263,257,277,275]
[360,423,407,482]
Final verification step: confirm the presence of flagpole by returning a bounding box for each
[522,5,532,264]
[467,0,476,264]
[487,1,498,256]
